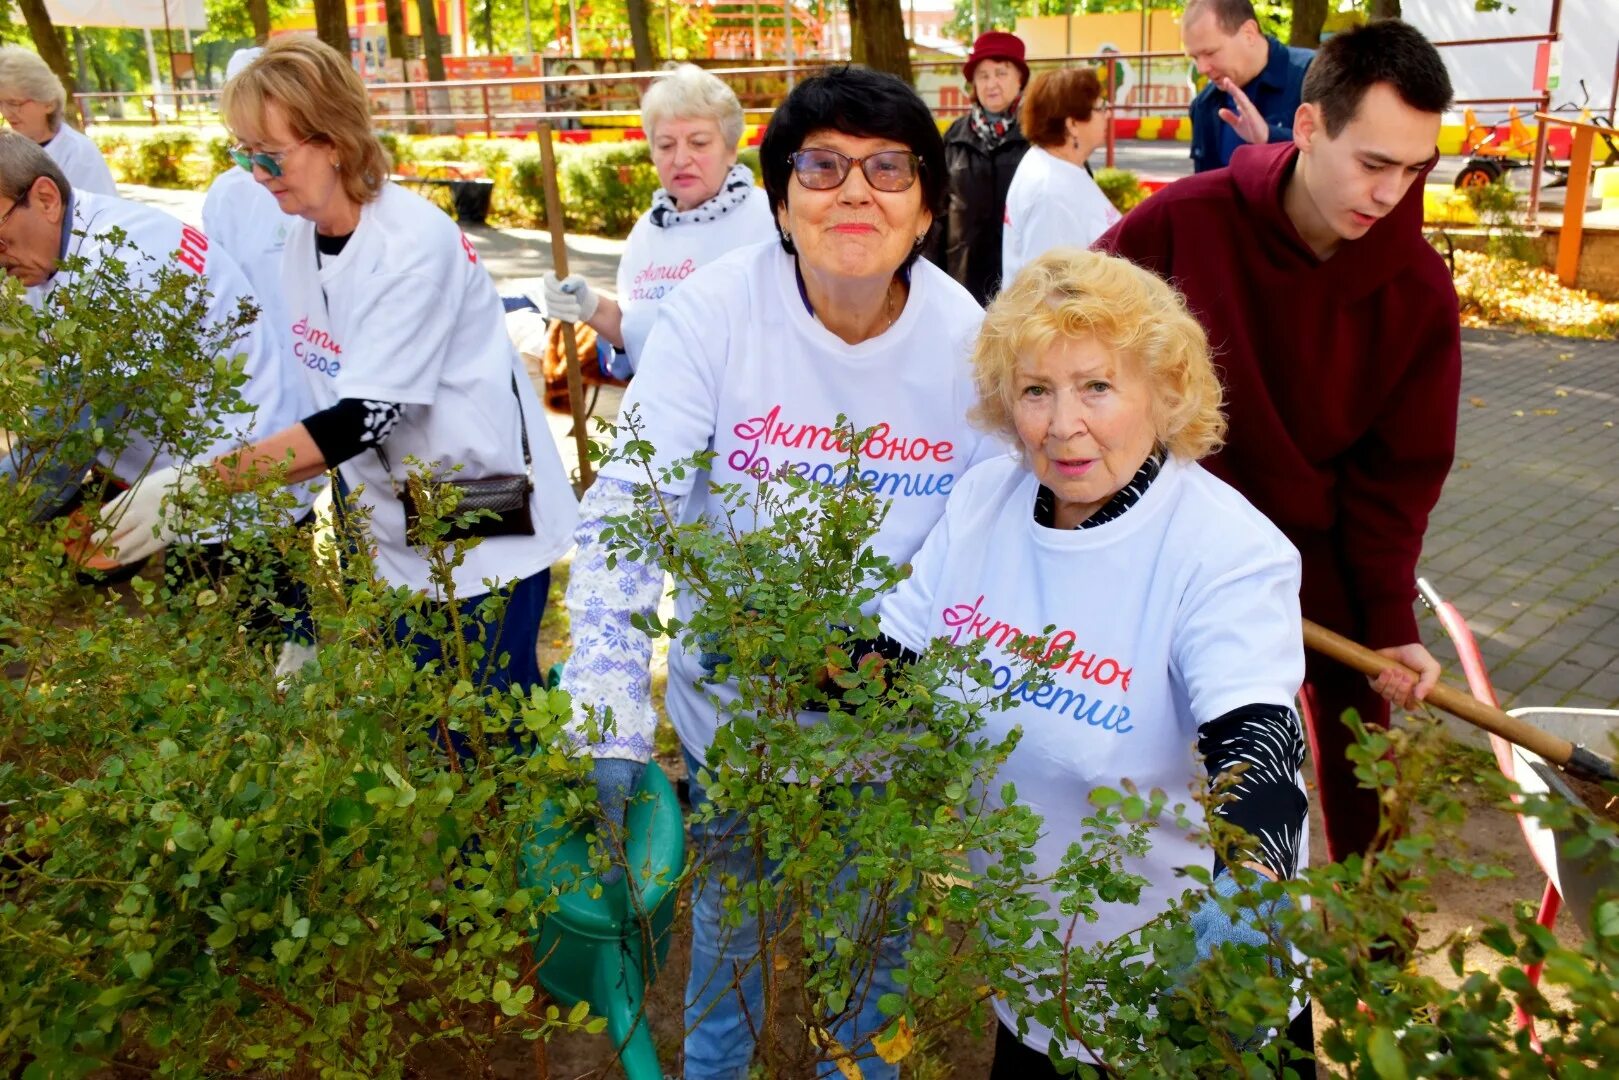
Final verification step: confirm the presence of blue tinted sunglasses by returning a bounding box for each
[229,138,308,178]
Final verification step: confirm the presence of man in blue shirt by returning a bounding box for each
[1182,0,1314,172]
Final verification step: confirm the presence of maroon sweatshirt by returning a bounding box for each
[1096,141,1461,648]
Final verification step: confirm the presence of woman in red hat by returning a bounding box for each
[934,31,1031,305]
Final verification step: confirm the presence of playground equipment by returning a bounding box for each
[1456,81,1619,191]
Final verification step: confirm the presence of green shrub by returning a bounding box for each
[1095,166,1148,213]
[737,145,762,183]
[134,128,196,187]
[557,142,659,236]
[204,134,234,181]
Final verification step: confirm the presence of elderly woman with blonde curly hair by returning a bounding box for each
[873,249,1311,1076]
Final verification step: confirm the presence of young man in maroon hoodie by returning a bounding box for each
[1096,19,1461,863]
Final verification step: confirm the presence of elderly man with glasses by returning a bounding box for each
[0,131,316,666]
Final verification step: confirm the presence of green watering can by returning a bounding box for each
[520,763,685,1080]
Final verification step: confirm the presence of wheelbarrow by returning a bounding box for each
[1305,586,1618,1044]
[1416,581,1617,1036]
[520,763,686,1080]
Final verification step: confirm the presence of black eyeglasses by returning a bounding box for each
[787,148,922,193]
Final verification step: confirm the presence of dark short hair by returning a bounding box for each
[1018,68,1103,149]
[1184,0,1260,35]
[1303,19,1453,137]
[760,66,947,260]
[0,130,71,207]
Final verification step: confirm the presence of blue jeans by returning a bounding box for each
[681,748,909,1080]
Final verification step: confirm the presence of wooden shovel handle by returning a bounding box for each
[1302,619,1587,769]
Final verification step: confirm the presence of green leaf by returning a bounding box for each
[206,921,237,949]
[290,917,310,940]
[127,950,153,980]
[1368,1028,1408,1080]
[170,815,207,852]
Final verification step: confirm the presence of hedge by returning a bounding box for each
[92,128,766,238]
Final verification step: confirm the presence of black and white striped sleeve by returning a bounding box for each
[1197,702,1308,880]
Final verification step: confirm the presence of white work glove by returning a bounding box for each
[540,271,599,324]
[89,464,201,565]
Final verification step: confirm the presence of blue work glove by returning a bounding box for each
[590,757,645,885]
[1181,871,1293,1049]
[1190,871,1289,962]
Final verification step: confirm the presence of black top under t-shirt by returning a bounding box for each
[315,230,352,259]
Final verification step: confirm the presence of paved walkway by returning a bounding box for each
[1420,329,1619,711]
[122,186,1618,712]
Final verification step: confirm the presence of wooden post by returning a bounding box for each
[1555,123,1593,287]
[537,121,596,492]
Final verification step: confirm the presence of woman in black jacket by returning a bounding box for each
[935,31,1031,305]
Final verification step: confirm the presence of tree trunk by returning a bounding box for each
[16,0,82,128]
[625,0,657,69]
[313,0,351,58]
[415,0,450,133]
[383,0,409,63]
[416,0,448,82]
[848,0,912,84]
[1288,0,1328,48]
[248,0,272,44]
[1368,0,1401,18]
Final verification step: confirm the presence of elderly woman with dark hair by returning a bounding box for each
[875,249,1311,1076]
[560,65,1003,1080]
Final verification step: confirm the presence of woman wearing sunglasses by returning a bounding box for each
[94,38,577,703]
[559,66,1002,1080]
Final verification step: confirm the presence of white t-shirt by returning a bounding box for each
[1001,146,1121,288]
[279,181,577,596]
[43,124,117,197]
[28,191,311,499]
[600,240,1003,760]
[614,183,774,370]
[203,167,295,361]
[878,454,1304,1058]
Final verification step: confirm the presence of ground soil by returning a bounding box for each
[1564,773,1619,827]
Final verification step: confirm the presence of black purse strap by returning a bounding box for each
[374,371,533,483]
[511,372,533,480]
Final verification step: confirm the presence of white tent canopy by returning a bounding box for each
[44,0,207,32]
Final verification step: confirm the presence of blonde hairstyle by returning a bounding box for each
[221,38,387,206]
[971,249,1226,461]
[0,46,67,131]
[641,64,747,148]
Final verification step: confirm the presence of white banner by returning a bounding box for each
[44,0,207,32]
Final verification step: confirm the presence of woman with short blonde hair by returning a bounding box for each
[0,45,115,195]
[876,248,1309,1075]
[100,37,578,703]
[971,245,1225,463]
[220,38,388,209]
[536,63,772,374]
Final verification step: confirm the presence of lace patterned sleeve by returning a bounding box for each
[560,476,677,763]
[1198,703,1309,880]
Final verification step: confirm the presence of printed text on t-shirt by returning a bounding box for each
[628,258,696,302]
[727,403,957,498]
[291,315,343,377]
[941,592,1135,733]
